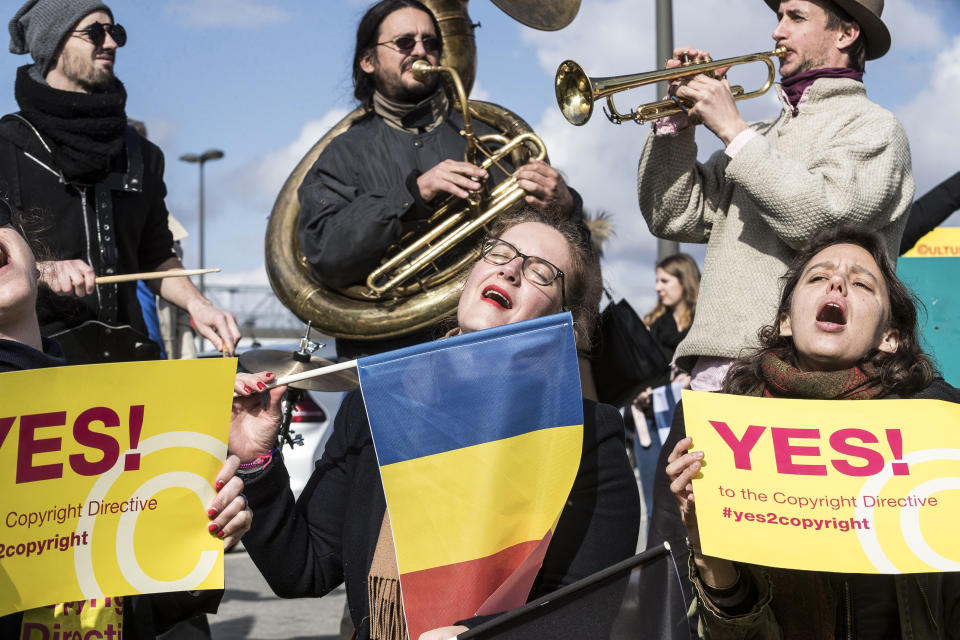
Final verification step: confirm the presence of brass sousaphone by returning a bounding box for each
[265,0,580,341]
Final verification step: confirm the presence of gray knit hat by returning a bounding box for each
[9,0,113,75]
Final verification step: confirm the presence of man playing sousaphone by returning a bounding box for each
[297,0,584,360]
[637,0,913,395]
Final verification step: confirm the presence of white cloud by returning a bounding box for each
[469,81,491,102]
[231,109,352,208]
[884,1,949,52]
[164,0,292,29]
[896,34,960,195]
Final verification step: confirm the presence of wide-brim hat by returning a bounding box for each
[764,0,890,60]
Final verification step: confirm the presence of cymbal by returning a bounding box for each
[491,0,581,31]
[239,349,359,392]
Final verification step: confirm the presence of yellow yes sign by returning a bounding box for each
[0,358,236,616]
[684,390,960,574]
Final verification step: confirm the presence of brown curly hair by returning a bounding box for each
[723,225,936,396]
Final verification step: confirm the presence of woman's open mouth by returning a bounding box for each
[815,300,846,331]
[481,285,512,310]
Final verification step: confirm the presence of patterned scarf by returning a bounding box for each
[752,352,886,400]
[14,64,127,184]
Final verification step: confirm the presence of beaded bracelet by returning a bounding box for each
[238,447,279,471]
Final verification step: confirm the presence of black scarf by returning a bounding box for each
[14,64,128,184]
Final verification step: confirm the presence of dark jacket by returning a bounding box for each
[242,390,641,639]
[649,312,688,365]
[0,114,175,339]
[296,108,584,359]
[0,338,221,639]
[648,380,960,639]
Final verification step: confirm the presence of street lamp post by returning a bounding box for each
[655,0,679,261]
[179,149,224,297]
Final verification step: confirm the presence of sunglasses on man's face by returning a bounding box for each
[72,22,127,48]
[377,34,440,54]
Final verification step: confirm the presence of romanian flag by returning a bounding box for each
[357,313,584,639]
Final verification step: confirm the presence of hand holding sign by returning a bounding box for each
[666,436,739,589]
[683,390,960,575]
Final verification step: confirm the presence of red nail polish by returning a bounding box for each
[243,385,252,393]
[207,508,218,518]
[217,530,225,538]
[257,382,266,390]
[264,372,273,378]
[215,480,225,491]
[208,523,219,533]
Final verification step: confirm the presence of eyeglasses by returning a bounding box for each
[481,237,566,309]
[72,22,126,48]
[376,34,440,54]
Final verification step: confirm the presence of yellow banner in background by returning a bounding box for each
[902,226,960,258]
[683,390,960,574]
[0,358,237,616]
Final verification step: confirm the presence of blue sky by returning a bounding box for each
[2,0,958,312]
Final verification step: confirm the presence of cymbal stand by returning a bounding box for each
[277,323,324,450]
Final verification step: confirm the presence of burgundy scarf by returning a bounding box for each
[781,67,863,109]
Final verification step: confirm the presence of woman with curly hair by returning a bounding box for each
[667,225,960,638]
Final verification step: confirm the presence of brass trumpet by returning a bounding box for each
[556,46,787,125]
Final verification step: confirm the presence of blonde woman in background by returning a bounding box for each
[630,253,700,532]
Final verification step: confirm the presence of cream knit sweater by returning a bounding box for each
[637,78,913,367]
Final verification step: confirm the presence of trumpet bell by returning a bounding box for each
[555,60,593,126]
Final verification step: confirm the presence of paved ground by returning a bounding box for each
[209,545,346,640]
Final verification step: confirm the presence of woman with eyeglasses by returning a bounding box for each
[231,208,641,640]
[628,253,700,532]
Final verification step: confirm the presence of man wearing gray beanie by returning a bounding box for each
[0,1,240,367]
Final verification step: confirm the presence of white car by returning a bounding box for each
[282,388,345,499]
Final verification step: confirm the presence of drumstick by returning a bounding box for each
[233,359,359,398]
[94,268,220,284]
[275,359,358,387]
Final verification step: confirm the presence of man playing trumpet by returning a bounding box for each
[637,0,913,391]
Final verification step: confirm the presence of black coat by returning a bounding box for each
[296,108,585,359]
[0,115,175,338]
[242,390,641,639]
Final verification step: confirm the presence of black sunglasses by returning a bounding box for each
[73,22,126,48]
[377,34,440,54]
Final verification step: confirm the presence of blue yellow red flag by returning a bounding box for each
[357,313,584,639]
